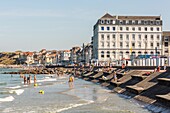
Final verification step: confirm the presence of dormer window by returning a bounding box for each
[107,20,110,24]
[101,20,104,24]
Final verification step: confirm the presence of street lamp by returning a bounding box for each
[143,39,147,66]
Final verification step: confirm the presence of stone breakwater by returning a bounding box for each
[3,67,71,74]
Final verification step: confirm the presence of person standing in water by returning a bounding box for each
[24,76,27,85]
[34,75,37,84]
[68,75,74,88]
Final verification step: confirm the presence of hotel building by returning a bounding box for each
[92,13,162,62]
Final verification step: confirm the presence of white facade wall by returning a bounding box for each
[92,14,162,63]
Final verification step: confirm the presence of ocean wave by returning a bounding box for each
[56,100,94,112]
[0,82,7,86]
[0,96,14,102]
[9,89,24,95]
[7,85,21,89]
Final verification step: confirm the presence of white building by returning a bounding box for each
[92,13,162,63]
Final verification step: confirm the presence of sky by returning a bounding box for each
[0,0,170,52]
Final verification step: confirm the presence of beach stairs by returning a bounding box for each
[99,73,114,87]
[82,71,95,81]
[156,93,170,107]
[155,76,170,107]
[90,72,104,83]
[126,72,162,94]
[110,70,141,87]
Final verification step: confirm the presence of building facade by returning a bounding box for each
[162,31,170,57]
[92,13,162,62]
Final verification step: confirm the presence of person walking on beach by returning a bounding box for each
[113,71,117,82]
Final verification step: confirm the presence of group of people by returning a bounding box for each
[20,74,37,85]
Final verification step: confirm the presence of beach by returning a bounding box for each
[0,68,151,113]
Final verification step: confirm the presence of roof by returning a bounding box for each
[118,16,161,20]
[100,13,161,20]
[100,13,114,19]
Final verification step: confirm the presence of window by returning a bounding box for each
[107,42,110,47]
[132,27,135,31]
[145,35,147,40]
[126,51,129,54]
[113,42,115,47]
[165,37,169,41]
[150,51,154,54]
[138,34,141,40]
[132,34,135,40]
[150,27,153,31]
[112,51,116,58]
[126,27,129,31]
[101,27,104,30]
[107,27,110,30]
[138,27,141,31]
[113,34,116,40]
[138,51,141,55]
[120,42,123,47]
[132,43,135,47]
[150,43,153,48]
[101,20,104,24]
[107,20,110,24]
[145,27,147,31]
[157,35,160,40]
[120,27,123,31]
[107,35,110,40]
[101,42,104,47]
[126,42,129,47]
[165,42,168,47]
[151,35,154,40]
[101,51,104,58]
[101,34,104,40]
[165,48,168,53]
[157,27,160,31]
[126,34,129,40]
[107,51,110,58]
[113,27,115,31]
[157,43,159,47]
[138,42,141,48]
[120,34,123,40]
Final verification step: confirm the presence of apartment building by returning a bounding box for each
[92,13,162,62]
[162,31,170,57]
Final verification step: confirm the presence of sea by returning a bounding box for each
[0,68,169,113]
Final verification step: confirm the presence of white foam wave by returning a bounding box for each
[56,100,94,112]
[7,85,21,89]
[9,89,24,95]
[0,96,14,102]
[37,78,57,83]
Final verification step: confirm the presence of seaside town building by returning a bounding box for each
[162,31,170,57]
[70,46,81,64]
[60,50,71,65]
[92,13,162,63]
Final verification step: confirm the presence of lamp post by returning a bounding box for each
[143,39,147,66]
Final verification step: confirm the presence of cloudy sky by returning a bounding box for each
[0,0,169,51]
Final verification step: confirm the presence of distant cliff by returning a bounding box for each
[0,52,18,65]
